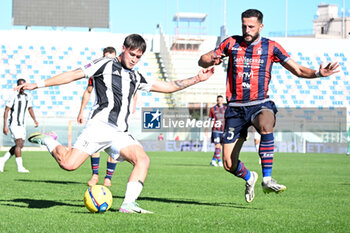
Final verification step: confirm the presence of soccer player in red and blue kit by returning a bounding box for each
[198,9,339,203]
[209,95,226,167]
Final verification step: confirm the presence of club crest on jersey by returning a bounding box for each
[257,48,262,55]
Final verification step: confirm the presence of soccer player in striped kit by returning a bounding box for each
[209,95,226,167]
[19,34,215,214]
[0,79,38,173]
[198,9,339,203]
[77,47,119,187]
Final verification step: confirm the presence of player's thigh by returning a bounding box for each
[104,133,147,165]
[63,148,90,170]
[252,110,275,133]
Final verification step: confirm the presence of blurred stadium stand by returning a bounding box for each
[0,30,349,152]
[0,31,169,118]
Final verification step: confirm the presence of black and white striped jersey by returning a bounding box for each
[81,57,152,132]
[6,92,33,127]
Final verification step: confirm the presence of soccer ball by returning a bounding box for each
[84,185,113,213]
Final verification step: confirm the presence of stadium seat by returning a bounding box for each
[0,32,349,122]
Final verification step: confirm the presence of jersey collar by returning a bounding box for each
[251,36,262,46]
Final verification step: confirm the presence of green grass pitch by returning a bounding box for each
[0,150,349,232]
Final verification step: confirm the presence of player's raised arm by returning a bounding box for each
[150,67,215,93]
[283,59,339,79]
[15,69,86,91]
[198,51,224,68]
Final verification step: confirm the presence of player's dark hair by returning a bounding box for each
[17,78,26,85]
[123,34,147,53]
[217,95,223,99]
[103,46,116,56]
[241,9,263,23]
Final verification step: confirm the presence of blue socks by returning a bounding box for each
[105,162,117,180]
[234,160,251,181]
[91,157,100,175]
[259,133,274,177]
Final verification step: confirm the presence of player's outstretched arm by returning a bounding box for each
[198,51,224,68]
[15,69,86,91]
[283,59,339,79]
[150,67,215,93]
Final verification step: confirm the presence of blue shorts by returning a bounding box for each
[222,101,277,144]
[211,131,223,144]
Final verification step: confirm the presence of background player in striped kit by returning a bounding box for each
[0,79,38,172]
[77,46,119,187]
[19,34,215,214]
[208,95,226,167]
[198,9,339,203]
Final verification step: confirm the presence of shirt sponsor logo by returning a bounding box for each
[233,56,265,65]
[242,82,251,89]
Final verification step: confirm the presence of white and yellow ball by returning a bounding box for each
[84,185,113,213]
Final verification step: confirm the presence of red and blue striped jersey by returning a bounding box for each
[209,104,226,132]
[214,36,290,103]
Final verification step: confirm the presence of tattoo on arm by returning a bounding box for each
[174,76,200,90]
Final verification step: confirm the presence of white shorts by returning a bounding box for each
[9,125,26,140]
[73,119,141,162]
[254,131,261,140]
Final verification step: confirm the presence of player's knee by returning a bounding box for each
[16,141,24,149]
[137,154,150,168]
[223,160,237,173]
[223,162,231,172]
[258,120,274,133]
[259,124,274,134]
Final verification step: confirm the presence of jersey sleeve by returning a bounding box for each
[272,41,290,64]
[137,72,153,92]
[5,92,15,108]
[209,107,214,119]
[214,36,236,58]
[81,57,112,79]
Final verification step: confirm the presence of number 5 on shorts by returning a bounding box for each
[226,131,234,140]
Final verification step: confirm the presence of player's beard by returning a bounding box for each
[243,32,260,45]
